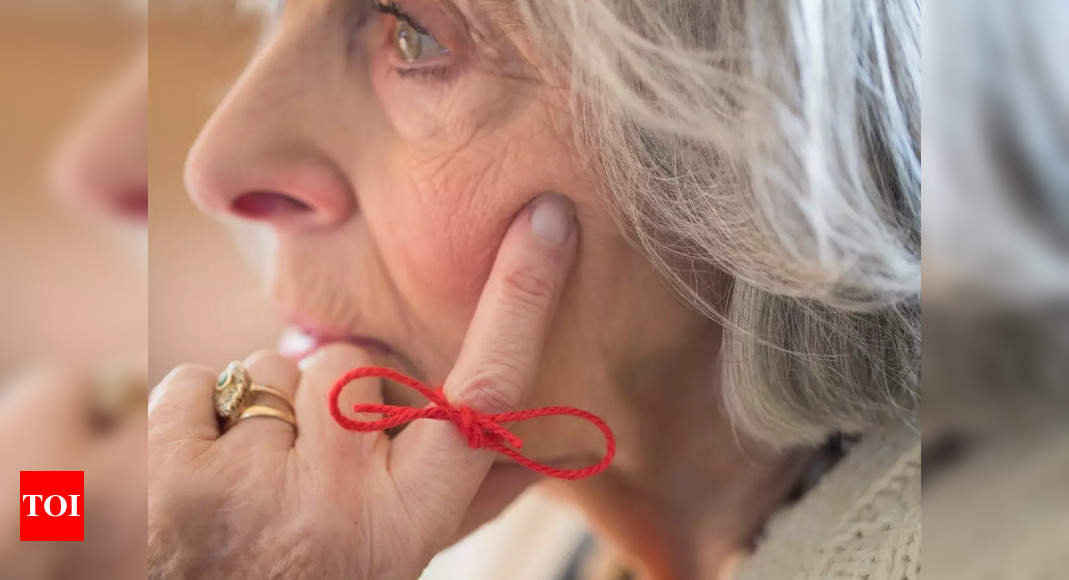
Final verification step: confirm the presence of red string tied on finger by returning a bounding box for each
[328,366,616,480]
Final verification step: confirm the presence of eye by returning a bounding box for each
[394,20,448,64]
[374,1,449,65]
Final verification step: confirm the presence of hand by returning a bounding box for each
[147,193,578,579]
[0,365,147,579]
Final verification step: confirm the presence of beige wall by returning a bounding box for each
[0,6,143,374]
[0,2,279,381]
[148,4,279,382]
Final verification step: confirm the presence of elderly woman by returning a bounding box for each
[148,1,919,579]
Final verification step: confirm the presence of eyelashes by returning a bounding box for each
[373,1,429,35]
[396,65,450,80]
[372,1,453,82]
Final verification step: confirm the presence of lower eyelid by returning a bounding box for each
[395,64,451,81]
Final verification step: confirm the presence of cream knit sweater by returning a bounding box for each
[422,421,921,580]
[736,423,921,580]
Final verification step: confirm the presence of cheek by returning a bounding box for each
[356,146,517,373]
[364,132,588,375]
[366,83,520,318]
[395,198,501,314]
[388,150,516,314]
[362,63,593,372]
[385,115,588,307]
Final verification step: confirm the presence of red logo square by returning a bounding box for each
[19,471,84,542]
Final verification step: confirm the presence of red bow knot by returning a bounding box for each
[328,366,615,480]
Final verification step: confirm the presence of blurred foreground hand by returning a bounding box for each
[0,365,146,579]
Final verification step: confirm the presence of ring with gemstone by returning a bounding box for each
[214,361,295,425]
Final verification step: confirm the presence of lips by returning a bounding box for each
[277,325,397,361]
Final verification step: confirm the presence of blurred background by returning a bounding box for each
[148,0,280,384]
[923,0,1069,576]
[0,0,144,374]
[1,3,147,578]
[0,0,283,383]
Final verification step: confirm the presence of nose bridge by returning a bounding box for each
[184,9,361,228]
[186,20,330,182]
[215,0,371,151]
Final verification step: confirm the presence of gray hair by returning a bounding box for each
[232,0,922,448]
[516,0,921,448]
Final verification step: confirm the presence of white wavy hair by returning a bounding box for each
[234,0,921,448]
[516,0,921,448]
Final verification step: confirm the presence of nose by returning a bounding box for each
[53,54,148,223]
[185,34,356,231]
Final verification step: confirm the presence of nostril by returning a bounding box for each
[114,187,149,222]
[231,191,313,220]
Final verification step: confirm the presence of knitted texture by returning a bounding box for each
[737,423,921,580]
[329,366,616,480]
[806,452,920,579]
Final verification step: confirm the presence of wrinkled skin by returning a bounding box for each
[163,1,797,578]
[0,367,146,579]
[149,196,579,578]
[183,1,702,481]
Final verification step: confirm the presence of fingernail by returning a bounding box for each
[529,193,575,248]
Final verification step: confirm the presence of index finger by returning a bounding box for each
[390,192,578,519]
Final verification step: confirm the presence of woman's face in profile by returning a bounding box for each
[54,51,148,227]
[187,1,705,478]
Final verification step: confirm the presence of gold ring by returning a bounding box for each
[225,405,297,431]
[214,361,295,423]
[248,383,295,408]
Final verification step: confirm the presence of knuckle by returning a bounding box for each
[244,349,285,367]
[500,269,555,312]
[244,351,299,393]
[455,365,525,414]
[149,363,215,416]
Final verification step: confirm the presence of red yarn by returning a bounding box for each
[328,366,616,480]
